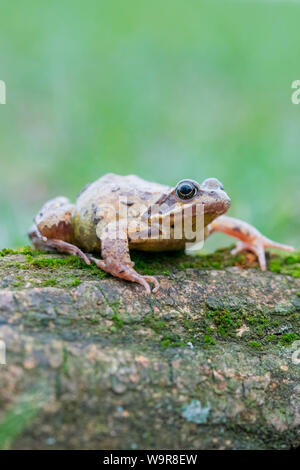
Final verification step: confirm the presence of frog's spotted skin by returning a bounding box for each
[29,174,295,293]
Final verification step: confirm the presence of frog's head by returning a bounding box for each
[144,178,231,228]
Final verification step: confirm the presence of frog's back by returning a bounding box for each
[71,174,169,252]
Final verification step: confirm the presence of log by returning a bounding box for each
[0,247,299,450]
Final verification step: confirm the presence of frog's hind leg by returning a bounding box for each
[89,221,160,294]
[208,215,294,271]
[29,225,91,265]
[29,196,90,265]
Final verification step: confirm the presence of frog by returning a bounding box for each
[29,173,294,293]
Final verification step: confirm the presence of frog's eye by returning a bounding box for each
[175,180,198,201]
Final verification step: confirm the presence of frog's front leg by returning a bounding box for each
[89,222,159,294]
[208,215,295,271]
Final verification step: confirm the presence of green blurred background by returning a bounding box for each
[0,0,299,251]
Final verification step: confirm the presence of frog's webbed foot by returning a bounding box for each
[89,255,159,294]
[209,215,295,271]
[29,225,91,265]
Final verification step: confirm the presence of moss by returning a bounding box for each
[291,313,298,322]
[26,254,84,269]
[205,326,214,334]
[245,314,272,337]
[206,309,239,337]
[12,281,24,287]
[266,334,277,343]
[112,314,124,329]
[142,315,186,348]
[285,254,300,265]
[249,341,262,350]
[160,334,185,349]
[40,276,81,289]
[279,333,299,346]
[108,300,121,309]
[143,316,166,334]
[183,318,195,330]
[10,252,108,279]
[131,251,181,275]
[178,251,246,271]
[0,248,18,257]
[131,247,253,275]
[269,251,300,278]
[0,246,43,258]
[12,280,24,288]
[130,247,300,278]
[109,326,119,333]
[185,302,300,350]
[41,278,57,287]
[262,332,299,347]
[142,302,296,350]
[2,246,299,280]
[203,334,216,345]
[88,317,100,324]
[269,259,282,274]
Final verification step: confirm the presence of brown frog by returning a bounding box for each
[29,173,294,293]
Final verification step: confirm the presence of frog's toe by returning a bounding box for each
[253,244,267,271]
[135,276,152,294]
[142,275,160,293]
[231,241,267,271]
[88,255,106,269]
[61,243,91,265]
[111,266,159,294]
[263,239,295,252]
[231,241,247,256]
[126,274,159,294]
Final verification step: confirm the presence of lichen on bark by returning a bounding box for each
[0,247,299,449]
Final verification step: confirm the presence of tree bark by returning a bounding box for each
[0,248,299,449]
